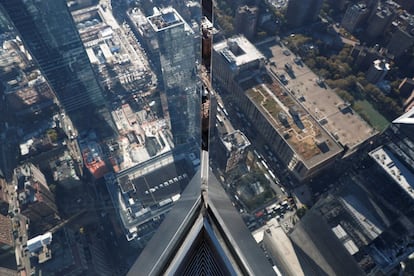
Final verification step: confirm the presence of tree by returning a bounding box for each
[47,129,58,143]
[49,183,56,193]
[336,89,355,103]
[296,206,307,218]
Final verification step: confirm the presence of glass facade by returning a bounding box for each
[0,0,105,116]
[2,0,414,275]
[148,8,200,146]
[0,0,203,274]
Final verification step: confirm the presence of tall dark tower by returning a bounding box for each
[234,6,259,40]
[286,0,323,28]
[147,8,200,146]
[0,0,105,121]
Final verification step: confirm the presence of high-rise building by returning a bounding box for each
[350,44,391,71]
[341,3,369,33]
[285,0,323,28]
[366,59,390,84]
[234,6,259,40]
[212,35,265,93]
[14,163,59,234]
[0,0,105,121]
[387,27,414,57]
[366,6,394,39]
[146,7,200,145]
[125,3,276,274]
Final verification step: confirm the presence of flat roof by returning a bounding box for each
[221,130,250,152]
[147,7,184,32]
[127,8,148,26]
[265,44,377,151]
[246,82,343,168]
[213,36,264,68]
[73,5,151,82]
[369,147,414,200]
[106,152,197,241]
[118,160,190,206]
[0,39,56,113]
[0,214,13,248]
[110,103,172,171]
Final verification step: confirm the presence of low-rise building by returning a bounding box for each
[0,36,57,119]
[105,147,199,243]
[216,130,250,173]
[72,5,153,96]
[0,214,14,256]
[236,82,343,181]
[213,39,376,181]
[50,151,81,189]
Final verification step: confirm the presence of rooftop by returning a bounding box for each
[220,130,250,152]
[106,150,198,241]
[127,8,148,27]
[369,147,414,200]
[0,38,56,114]
[27,232,52,253]
[72,5,152,94]
[37,228,85,275]
[50,151,80,184]
[331,225,359,255]
[0,267,18,276]
[118,160,189,206]
[80,140,108,179]
[245,82,342,168]
[213,36,264,68]
[314,181,396,252]
[110,103,172,172]
[266,44,377,152]
[147,7,184,32]
[0,214,13,248]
